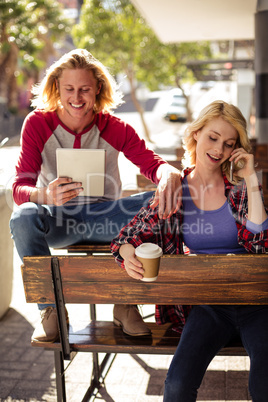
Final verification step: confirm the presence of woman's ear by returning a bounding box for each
[193,131,199,141]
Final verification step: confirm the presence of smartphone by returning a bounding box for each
[230,160,234,182]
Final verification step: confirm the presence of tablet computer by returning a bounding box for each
[56,148,106,197]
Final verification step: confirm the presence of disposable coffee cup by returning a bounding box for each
[135,243,163,282]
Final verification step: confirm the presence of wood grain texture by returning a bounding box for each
[22,254,268,304]
[31,321,247,356]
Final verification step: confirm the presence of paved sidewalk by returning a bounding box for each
[0,248,253,402]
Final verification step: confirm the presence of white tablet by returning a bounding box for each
[56,148,106,197]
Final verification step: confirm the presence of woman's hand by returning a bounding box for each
[46,177,83,205]
[150,164,182,219]
[119,244,144,280]
[230,148,255,179]
[230,148,267,224]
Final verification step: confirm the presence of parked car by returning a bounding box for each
[164,91,187,122]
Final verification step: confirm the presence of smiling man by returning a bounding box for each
[10,49,183,342]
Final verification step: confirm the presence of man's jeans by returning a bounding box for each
[10,192,154,309]
[163,305,268,402]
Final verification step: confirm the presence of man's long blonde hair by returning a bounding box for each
[31,49,123,113]
[182,100,252,183]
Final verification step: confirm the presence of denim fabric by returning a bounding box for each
[163,305,268,402]
[10,192,154,310]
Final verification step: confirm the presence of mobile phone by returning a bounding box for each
[230,160,234,182]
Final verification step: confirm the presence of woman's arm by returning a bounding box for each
[230,148,268,253]
[111,202,164,267]
[245,171,267,224]
[231,148,268,225]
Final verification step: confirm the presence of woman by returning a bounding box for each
[111,100,268,401]
[10,49,182,342]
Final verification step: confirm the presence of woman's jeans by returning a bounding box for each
[163,305,268,402]
[10,192,154,309]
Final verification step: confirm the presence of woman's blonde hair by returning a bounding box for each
[31,49,123,113]
[182,100,252,183]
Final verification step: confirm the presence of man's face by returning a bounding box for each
[57,68,100,120]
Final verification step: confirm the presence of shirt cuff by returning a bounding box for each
[246,217,268,234]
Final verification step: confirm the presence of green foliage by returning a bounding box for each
[72,0,211,91]
[0,0,71,108]
[72,0,160,77]
[159,42,212,89]
[0,0,70,54]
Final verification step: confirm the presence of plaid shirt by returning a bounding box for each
[110,168,268,333]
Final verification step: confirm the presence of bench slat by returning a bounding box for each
[23,280,268,305]
[31,321,247,356]
[23,254,268,281]
[22,254,268,305]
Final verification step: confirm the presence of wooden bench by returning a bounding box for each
[21,250,268,401]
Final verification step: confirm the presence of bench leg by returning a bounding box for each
[90,304,96,320]
[85,304,116,401]
[81,352,116,402]
[54,350,66,402]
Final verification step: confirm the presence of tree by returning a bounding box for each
[0,0,70,112]
[155,42,212,121]
[73,0,161,142]
[73,0,212,141]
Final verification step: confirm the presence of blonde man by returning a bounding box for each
[10,49,181,342]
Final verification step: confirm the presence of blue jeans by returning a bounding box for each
[163,305,268,402]
[10,192,154,309]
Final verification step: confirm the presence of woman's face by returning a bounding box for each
[194,117,238,169]
[57,68,100,120]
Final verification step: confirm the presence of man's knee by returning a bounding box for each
[10,203,45,235]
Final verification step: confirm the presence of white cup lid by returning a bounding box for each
[135,243,163,259]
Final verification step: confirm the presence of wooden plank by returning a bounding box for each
[65,243,111,254]
[166,160,183,170]
[23,281,268,305]
[23,254,268,282]
[136,160,183,190]
[22,254,268,304]
[31,321,247,356]
[136,175,156,190]
[176,148,185,159]
[255,144,268,159]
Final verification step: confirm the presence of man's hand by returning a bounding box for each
[46,177,83,206]
[150,164,182,219]
[29,177,83,206]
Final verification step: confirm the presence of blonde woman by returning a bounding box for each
[10,49,181,342]
[111,100,268,401]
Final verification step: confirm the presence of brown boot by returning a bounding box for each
[113,304,151,336]
[31,306,69,343]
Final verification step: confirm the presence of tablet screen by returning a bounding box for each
[56,148,106,197]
